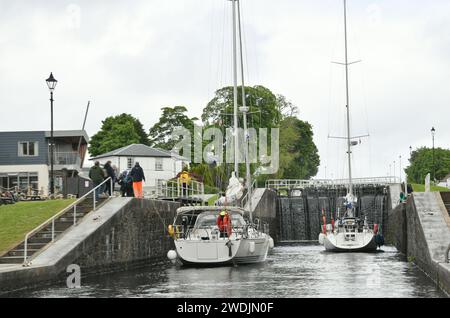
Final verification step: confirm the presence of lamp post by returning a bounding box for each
[46,73,58,195]
[409,146,412,157]
[431,127,436,183]
[399,155,402,183]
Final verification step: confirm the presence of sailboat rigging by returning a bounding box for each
[320,0,383,252]
[166,0,273,266]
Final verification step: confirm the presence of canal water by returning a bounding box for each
[7,245,446,298]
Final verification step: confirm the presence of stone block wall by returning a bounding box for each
[73,199,180,275]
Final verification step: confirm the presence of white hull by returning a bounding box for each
[323,232,377,252]
[174,235,270,266]
[168,206,273,267]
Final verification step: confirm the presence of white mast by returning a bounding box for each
[237,0,253,222]
[343,0,353,198]
[232,0,240,177]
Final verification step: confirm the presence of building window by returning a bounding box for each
[155,158,163,171]
[18,141,38,157]
[127,158,134,169]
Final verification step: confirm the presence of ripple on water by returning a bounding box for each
[4,245,446,298]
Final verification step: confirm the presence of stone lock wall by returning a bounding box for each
[73,199,180,275]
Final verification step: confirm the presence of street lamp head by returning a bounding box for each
[46,72,58,91]
[431,127,435,135]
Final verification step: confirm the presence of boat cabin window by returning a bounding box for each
[231,214,245,228]
[196,214,217,229]
[192,211,245,229]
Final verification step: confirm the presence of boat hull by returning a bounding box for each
[175,236,270,266]
[323,232,378,253]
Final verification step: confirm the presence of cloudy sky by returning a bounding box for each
[0,0,449,181]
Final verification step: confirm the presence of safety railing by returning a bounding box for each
[0,186,18,192]
[23,177,112,265]
[155,179,205,199]
[266,177,400,190]
[48,151,81,166]
[172,224,249,241]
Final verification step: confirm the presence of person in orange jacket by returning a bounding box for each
[216,211,232,238]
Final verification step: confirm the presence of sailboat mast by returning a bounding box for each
[232,0,240,177]
[343,0,353,197]
[237,0,253,221]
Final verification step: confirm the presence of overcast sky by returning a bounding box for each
[0,0,449,181]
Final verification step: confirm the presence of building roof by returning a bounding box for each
[90,144,177,160]
[441,173,450,182]
[0,130,89,143]
[44,130,89,143]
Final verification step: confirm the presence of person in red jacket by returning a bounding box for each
[217,211,232,238]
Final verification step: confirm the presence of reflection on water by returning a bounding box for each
[6,245,446,298]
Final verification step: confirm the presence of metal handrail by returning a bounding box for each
[48,151,81,165]
[155,179,205,199]
[23,177,112,265]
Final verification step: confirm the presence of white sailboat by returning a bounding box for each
[319,0,382,253]
[167,0,273,266]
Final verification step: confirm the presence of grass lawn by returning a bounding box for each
[0,199,75,254]
[411,183,450,192]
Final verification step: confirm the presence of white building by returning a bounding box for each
[438,173,450,189]
[90,144,189,190]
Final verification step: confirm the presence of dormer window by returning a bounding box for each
[18,141,38,157]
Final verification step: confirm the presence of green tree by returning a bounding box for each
[276,94,299,120]
[271,116,320,180]
[89,113,149,157]
[201,85,280,128]
[200,85,319,187]
[148,106,198,151]
[405,147,450,183]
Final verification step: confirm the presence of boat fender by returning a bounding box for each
[374,224,379,235]
[318,233,326,245]
[269,237,274,249]
[226,240,233,257]
[249,241,255,254]
[168,225,175,238]
[167,250,177,264]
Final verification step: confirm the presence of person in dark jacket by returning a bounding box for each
[118,170,134,197]
[130,162,145,198]
[103,161,116,196]
[89,161,105,200]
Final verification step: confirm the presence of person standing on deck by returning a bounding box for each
[179,170,191,197]
[130,162,145,198]
[216,211,232,238]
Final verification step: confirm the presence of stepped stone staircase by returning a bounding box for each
[0,197,107,264]
[442,192,450,217]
